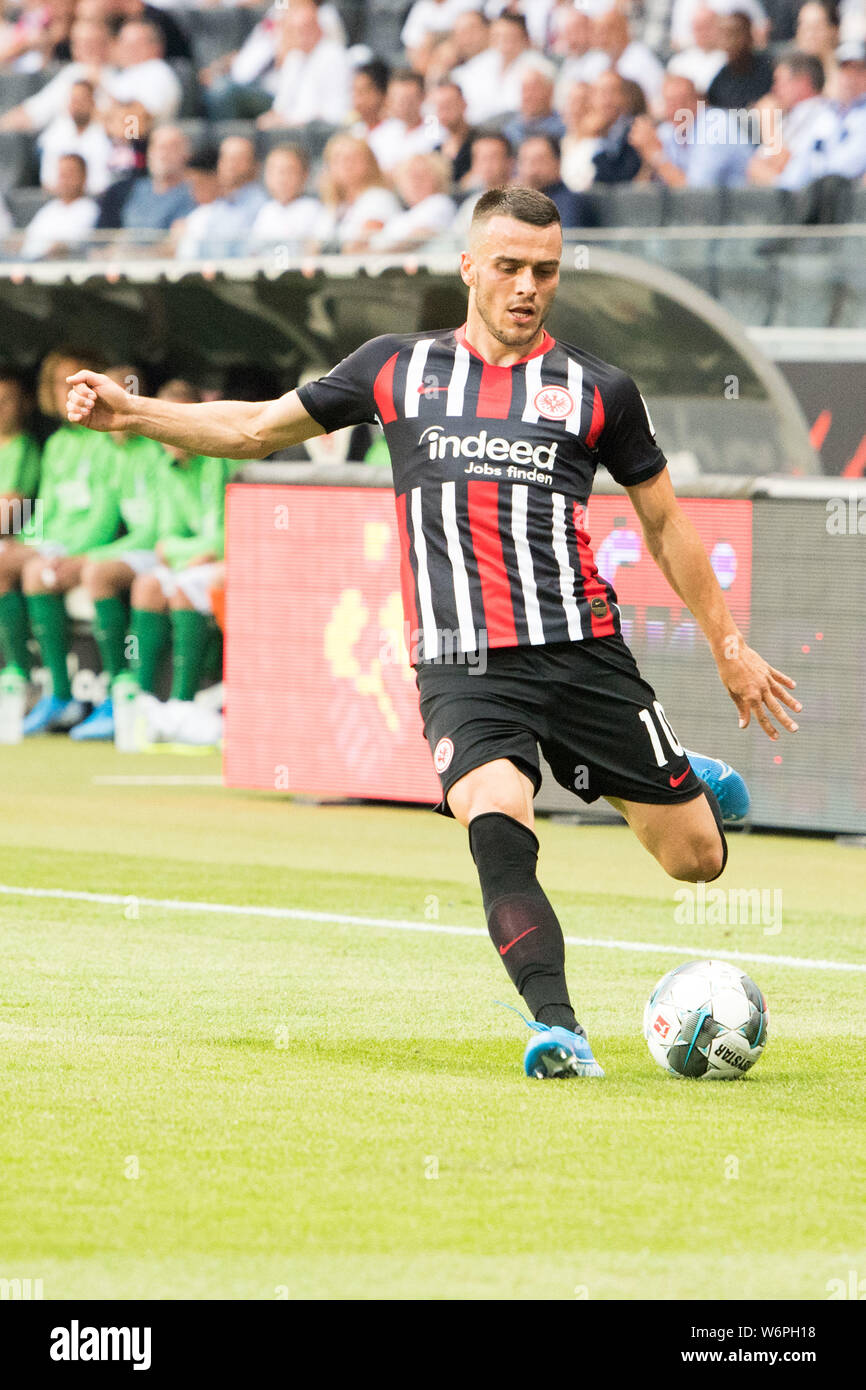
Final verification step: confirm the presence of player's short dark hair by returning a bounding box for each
[355,59,390,95]
[471,186,561,233]
[776,50,825,91]
[520,131,561,161]
[389,66,424,91]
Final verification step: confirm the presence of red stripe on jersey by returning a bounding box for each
[585,385,605,447]
[373,351,399,424]
[467,482,518,647]
[572,502,616,638]
[476,362,513,419]
[394,491,419,647]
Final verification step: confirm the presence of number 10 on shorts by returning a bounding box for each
[638,701,684,767]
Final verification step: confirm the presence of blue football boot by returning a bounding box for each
[523,1023,605,1079]
[22,694,88,735]
[69,697,114,741]
[685,750,750,823]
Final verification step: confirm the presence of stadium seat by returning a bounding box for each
[722,187,793,226]
[664,187,725,226]
[173,7,252,71]
[6,185,50,228]
[847,186,866,226]
[0,133,39,194]
[0,69,46,115]
[170,59,203,120]
[176,119,211,155]
[594,184,667,227]
[359,0,412,60]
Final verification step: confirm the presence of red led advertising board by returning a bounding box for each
[224,484,752,800]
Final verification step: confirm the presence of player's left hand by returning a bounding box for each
[716,641,802,740]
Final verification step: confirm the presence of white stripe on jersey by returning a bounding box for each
[565,357,583,437]
[446,342,470,416]
[410,485,439,659]
[511,485,545,644]
[639,391,656,437]
[440,480,476,653]
[521,354,544,424]
[551,492,584,641]
[403,338,435,419]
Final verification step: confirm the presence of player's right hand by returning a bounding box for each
[66,370,134,432]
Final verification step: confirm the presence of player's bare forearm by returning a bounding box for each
[627,469,802,738]
[66,373,325,459]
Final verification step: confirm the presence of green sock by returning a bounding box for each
[0,590,32,672]
[170,609,209,701]
[93,596,129,681]
[130,608,170,694]
[26,593,71,701]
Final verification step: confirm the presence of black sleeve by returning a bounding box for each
[595,372,667,487]
[296,335,397,434]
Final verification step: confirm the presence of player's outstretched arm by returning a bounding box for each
[627,468,802,741]
[66,372,325,460]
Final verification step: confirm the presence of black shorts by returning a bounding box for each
[416,635,705,816]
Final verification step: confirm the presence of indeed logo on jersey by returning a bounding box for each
[419,426,557,482]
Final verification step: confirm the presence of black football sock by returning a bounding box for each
[700,784,728,881]
[468,811,584,1035]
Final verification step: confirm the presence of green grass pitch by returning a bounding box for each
[1,739,864,1301]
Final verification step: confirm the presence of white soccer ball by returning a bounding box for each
[643,959,769,1079]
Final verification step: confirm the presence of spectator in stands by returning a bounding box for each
[174,136,267,257]
[100,123,195,232]
[670,0,769,53]
[347,60,392,165]
[515,131,599,226]
[748,52,830,187]
[37,78,113,196]
[0,347,119,732]
[450,9,498,125]
[552,3,606,107]
[431,79,473,183]
[103,19,182,124]
[401,0,479,69]
[667,5,727,95]
[257,0,350,130]
[560,70,641,188]
[469,12,540,123]
[796,2,841,99]
[0,17,114,133]
[503,61,566,149]
[21,152,99,258]
[99,0,192,65]
[367,68,442,172]
[706,11,774,109]
[628,74,699,185]
[199,3,282,121]
[0,370,39,525]
[369,152,456,251]
[314,133,401,252]
[449,129,514,237]
[485,0,557,49]
[420,32,462,86]
[0,0,67,72]
[590,6,665,108]
[168,144,219,254]
[782,39,866,182]
[249,144,324,252]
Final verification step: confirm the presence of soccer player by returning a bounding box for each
[0,350,119,733]
[66,188,801,1079]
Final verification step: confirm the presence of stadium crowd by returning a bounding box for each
[0,0,865,258]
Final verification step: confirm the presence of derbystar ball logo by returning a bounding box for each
[419,425,558,468]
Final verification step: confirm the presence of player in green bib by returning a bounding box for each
[0,352,124,732]
[0,369,41,675]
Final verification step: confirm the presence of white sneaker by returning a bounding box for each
[169,698,223,746]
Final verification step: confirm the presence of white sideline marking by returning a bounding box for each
[91,776,223,786]
[0,883,863,974]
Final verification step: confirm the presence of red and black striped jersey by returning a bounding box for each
[297,323,667,662]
